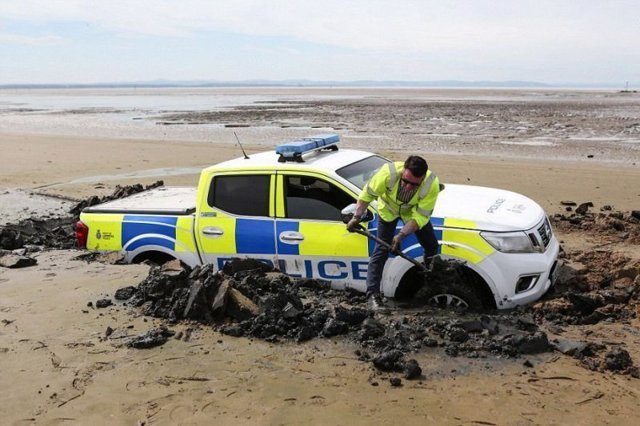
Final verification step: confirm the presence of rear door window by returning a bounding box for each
[209,175,270,217]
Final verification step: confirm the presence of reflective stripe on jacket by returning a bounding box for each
[359,161,440,228]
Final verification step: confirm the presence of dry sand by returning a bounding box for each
[1,89,640,424]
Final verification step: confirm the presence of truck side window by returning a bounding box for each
[209,175,270,217]
[284,176,354,221]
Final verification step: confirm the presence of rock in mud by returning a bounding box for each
[604,348,633,372]
[576,201,593,215]
[95,299,113,308]
[0,228,24,250]
[373,350,405,372]
[127,326,175,349]
[114,286,137,300]
[322,318,349,337]
[403,359,422,379]
[0,253,37,268]
[389,377,402,387]
[508,331,551,354]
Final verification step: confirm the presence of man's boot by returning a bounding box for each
[367,292,387,311]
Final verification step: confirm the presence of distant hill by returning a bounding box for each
[0,79,633,89]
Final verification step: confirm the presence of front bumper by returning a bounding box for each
[475,233,560,309]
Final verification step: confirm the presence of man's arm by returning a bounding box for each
[347,199,370,231]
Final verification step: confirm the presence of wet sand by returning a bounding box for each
[1,89,640,424]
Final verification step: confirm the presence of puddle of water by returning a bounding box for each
[500,140,556,146]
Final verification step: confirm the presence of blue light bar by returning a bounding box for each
[275,134,340,162]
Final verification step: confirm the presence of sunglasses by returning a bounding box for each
[401,177,422,187]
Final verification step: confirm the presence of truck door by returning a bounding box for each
[274,172,371,292]
[195,171,277,270]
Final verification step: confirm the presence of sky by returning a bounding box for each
[1,0,639,85]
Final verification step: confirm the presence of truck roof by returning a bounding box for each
[205,148,376,174]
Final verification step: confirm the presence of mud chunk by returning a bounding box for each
[0,228,24,250]
[333,305,368,325]
[567,292,604,315]
[458,320,483,333]
[358,318,386,341]
[127,327,175,349]
[220,324,245,337]
[575,202,594,215]
[373,350,404,372]
[0,253,37,268]
[389,377,402,387]
[226,287,260,321]
[322,318,348,337]
[70,181,164,217]
[95,299,113,308]
[632,211,640,221]
[403,359,422,379]
[553,339,589,356]
[604,348,633,372]
[297,326,317,342]
[114,286,137,300]
[445,327,469,343]
[506,331,550,354]
[210,279,231,315]
[222,258,273,275]
[480,316,500,335]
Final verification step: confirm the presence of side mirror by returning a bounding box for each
[340,204,373,224]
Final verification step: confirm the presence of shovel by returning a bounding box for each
[350,225,430,273]
[340,206,429,273]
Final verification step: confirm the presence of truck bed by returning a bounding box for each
[82,187,197,215]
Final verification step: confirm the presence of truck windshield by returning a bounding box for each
[336,155,391,189]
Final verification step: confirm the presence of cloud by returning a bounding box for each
[0,32,63,45]
[1,0,638,55]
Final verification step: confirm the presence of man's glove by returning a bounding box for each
[391,232,405,253]
[346,215,361,232]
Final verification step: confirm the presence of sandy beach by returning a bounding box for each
[1,88,640,424]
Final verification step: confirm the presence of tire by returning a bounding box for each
[412,260,486,311]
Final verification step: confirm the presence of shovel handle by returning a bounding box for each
[352,226,427,272]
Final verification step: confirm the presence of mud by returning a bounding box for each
[0,181,165,252]
[99,209,640,379]
[68,180,164,217]
[108,258,570,378]
[3,189,639,378]
[126,326,176,349]
[550,207,640,245]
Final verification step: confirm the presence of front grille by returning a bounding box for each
[537,218,552,248]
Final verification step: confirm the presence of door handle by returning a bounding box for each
[280,231,304,243]
[202,227,224,237]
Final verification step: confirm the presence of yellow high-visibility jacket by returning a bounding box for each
[359,162,440,228]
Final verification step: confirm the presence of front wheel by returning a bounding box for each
[406,259,487,311]
[414,279,485,311]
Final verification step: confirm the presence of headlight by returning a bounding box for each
[480,231,538,253]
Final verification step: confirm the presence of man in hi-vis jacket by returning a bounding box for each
[347,155,440,310]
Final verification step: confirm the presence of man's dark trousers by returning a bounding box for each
[365,218,439,295]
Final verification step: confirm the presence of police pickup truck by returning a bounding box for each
[76,134,559,310]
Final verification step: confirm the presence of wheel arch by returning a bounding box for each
[391,260,498,310]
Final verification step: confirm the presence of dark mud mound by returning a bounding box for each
[114,259,563,378]
[532,250,640,326]
[69,180,164,217]
[0,216,77,250]
[550,208,640,245]
[0,181,165,251]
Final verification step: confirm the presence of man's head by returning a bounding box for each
[401,156,428,189]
